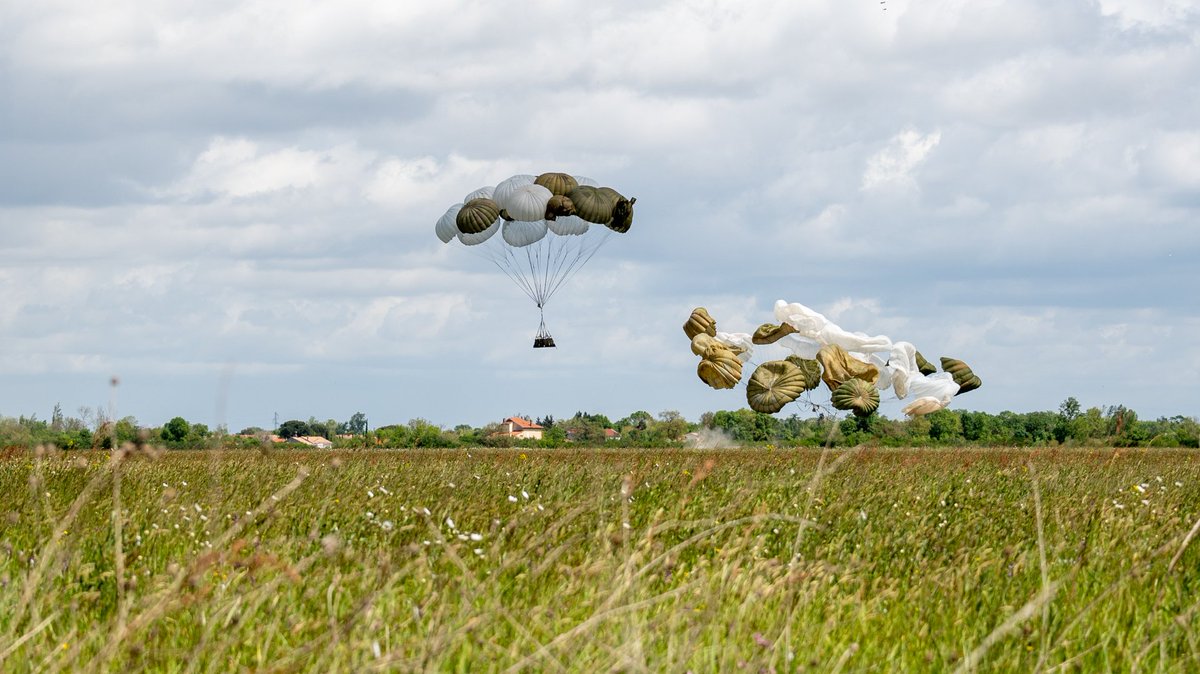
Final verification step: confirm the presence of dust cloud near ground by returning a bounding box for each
[683,428,737,449]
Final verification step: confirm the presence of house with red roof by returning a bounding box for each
[499,417,544,440]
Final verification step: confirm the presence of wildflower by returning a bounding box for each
[448,482,456,488]
[469,533,483,541]
[445,517,456,530]
[366,511,374,519]
[521,490,529,500]
[381,520,394,531]
[368,490,375,498]
[508,495,518,503]
[474,548,484,556]
[753,633,770,648]
[519,453,527,460]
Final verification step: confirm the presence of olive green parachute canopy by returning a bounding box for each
[784,356,823,391]
[544,194,575,220]
[534,172,578,196]
[915,351,937,376]
[683,307,717,340]
[567,186,616,224]
[752,322,797,345]
[816,344,880,391]
[607,194,636,233]
[746,360,812,414]
[456,198,501,234]
[697,345,743,390]
[940,357,982,395]
[831,379,881,417]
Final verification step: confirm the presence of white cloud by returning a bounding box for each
[861,129,941,192]
[1,0,1198,428]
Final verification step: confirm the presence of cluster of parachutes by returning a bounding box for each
[436,172,635,347]
[684,301,981,417]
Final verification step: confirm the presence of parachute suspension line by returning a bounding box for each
[533,305,555,349]
[543,229,612,303]
[487,245,540,306]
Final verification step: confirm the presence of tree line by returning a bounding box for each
[0,398,1196,451]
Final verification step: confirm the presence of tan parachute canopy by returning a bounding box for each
[752,322,797,345]
[697,343,743,390]
[683,307,717,340]
[816,344,880,391]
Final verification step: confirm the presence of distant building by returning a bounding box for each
[499,417,544,440]
[289,435,333,449]
[604,428,621,441]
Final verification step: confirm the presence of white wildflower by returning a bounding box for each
[469,533,483,542]
[508,495,518,503]
[445,517,456,530]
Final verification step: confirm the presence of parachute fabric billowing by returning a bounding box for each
[746,360,812,413]
[831,379,881,417]
[684,301,982,418]
[436,172,635,348]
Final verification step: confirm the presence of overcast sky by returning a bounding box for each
[2,0,1198,432]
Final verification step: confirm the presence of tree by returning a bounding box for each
[655,410,689,442]
[1059,397,1081,421]
[277,419,311,439]
[161,417,190,443]
[927,410,964,443]
[341,412,368,435]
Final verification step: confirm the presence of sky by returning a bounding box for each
[2,0,1198,432]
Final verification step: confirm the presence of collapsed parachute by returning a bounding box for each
[436,172,636,348]
[684,301,981,418]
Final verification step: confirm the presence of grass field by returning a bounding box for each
[2,445,1199,672]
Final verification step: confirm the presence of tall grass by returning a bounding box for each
[1,446,1199,672]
